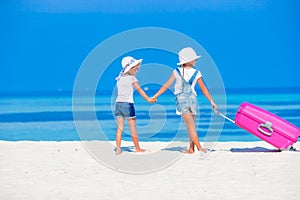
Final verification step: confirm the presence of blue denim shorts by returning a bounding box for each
[115,102,136,119]
[175,94,197,115]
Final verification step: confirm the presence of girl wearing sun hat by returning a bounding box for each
[153,47,217,154]
[114,56,156,155]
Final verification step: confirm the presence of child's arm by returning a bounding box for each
[153,73,175,99]
[197,77,217,110]
[132,82,156,103]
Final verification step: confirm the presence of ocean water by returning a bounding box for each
[0,90,300,142]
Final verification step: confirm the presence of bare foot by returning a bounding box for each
[135,148,146,153]
[115,147,122,155]
[182,149,195,154]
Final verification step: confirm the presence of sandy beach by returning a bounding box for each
[1,140,299,200]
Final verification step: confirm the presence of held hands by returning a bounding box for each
[150,96,159,103]
[145,95,158,103]
[147,97,157,103]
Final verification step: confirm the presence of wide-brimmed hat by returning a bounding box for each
[177,47,201,65]
[121,56,143,74]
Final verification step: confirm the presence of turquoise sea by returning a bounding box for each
[0,89,299,142]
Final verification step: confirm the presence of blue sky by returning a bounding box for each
[1,0,300,92]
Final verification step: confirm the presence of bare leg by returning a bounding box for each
[181,113,206,153]
[188,115,196,151]
[127,118,145,153]
[182,138,195,154]
[182,136,195,154]
[115,117,124,155]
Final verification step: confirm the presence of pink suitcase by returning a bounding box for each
[219,102,300,150]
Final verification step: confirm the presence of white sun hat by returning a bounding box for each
[121,56,143,74]
[177,47,201,65]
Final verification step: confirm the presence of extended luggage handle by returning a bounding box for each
[258,121,273,136]
[216,110,274,137]
[215,110,235,124]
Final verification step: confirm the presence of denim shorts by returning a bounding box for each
[115,102,136,119]
[175,94,197,115]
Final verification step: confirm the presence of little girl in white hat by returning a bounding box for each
[153,47,217,153]
[115,56,156,155]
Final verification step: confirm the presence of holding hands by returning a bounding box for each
[146,97,157,103]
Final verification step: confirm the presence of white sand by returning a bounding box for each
[1,140,300,200]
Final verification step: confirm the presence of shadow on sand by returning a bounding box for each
[230,147,280,153]
[161,146,187,152]
[114,146,135,153]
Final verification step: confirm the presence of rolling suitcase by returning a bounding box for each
[218,102,300,150]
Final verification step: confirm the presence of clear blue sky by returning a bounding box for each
[1,0,300,92]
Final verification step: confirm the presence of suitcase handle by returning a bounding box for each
[258,121,273,136]
[216,111,235,124]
